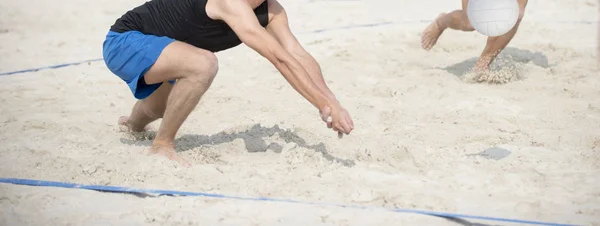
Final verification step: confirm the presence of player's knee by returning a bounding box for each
[464,23,475,31]
[199,51,219,76]
[186,51,219,83]
[460,13,475,31]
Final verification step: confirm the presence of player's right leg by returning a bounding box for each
[103,31,218,166]
[421,0,474,50]
[142,41,219,166]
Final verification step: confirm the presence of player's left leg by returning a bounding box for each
[473,0,529,72]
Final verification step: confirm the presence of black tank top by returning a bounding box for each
[109,0,269,52]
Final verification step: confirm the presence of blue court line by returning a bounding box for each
[0,58,103,76]
[0,177,577,226]
[0,19,597,77]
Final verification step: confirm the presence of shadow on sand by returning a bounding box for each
[439,47,551,78]
[119,124,355,167]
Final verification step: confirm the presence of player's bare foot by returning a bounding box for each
[467,65,491,82]
[149,142,191,167]
[472,65,490,74]
[474,56,493,73]
[421,13,447,50]
[118,116,149,133]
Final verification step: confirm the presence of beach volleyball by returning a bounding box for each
[466,0,520,37]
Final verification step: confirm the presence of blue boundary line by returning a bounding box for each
[0,178,577,226]
[0,58,103,76]
[0,19,597,77]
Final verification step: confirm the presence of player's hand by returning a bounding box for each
[320,104,354,137]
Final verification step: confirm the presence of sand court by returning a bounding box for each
[0,0,599,225]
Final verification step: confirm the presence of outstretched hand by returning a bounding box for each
[320,105,354,137]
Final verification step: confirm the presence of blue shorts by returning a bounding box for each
[102,30,176,99]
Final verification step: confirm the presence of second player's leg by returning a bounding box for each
[474,0,529,71]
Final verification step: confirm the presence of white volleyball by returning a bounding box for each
[466,0,520,37]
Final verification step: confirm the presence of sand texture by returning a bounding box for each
[0,0,599,225]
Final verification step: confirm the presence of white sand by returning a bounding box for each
[1,0,599,225]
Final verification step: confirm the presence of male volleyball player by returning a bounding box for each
[102,0,354,166]
[421,0,529,73]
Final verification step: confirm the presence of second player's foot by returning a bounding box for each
[421,13,447,50]
[473,57,492,73]
[467,65,491,83]
[472,65,490,75]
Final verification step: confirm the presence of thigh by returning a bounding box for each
[143,41,218,85]
[103,31,176,99]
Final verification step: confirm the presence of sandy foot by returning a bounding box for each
[421,13,446,50]
[119,116,191,167]
[149,143,192,167]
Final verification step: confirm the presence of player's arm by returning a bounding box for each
[212,0,331,110]
[264,0,338,102]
